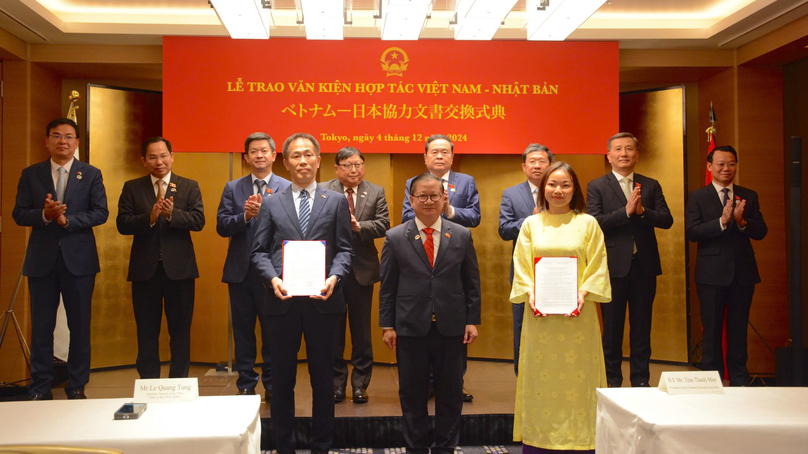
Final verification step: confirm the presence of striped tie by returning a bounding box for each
[298,189,310,236]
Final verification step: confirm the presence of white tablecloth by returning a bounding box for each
[0,395,261,454]
[596,387,808,454]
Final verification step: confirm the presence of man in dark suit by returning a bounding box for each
[250,133,353,454]
[587,132,673,388]
[401,134,480,401]
[498,143,552,375]
[12,118,108,400]
[380,172,481,454]
[116,137,205,379]
[402,134,480,228]
[686,145,767,386]
[217,132,290,399]
[323,146,390,404]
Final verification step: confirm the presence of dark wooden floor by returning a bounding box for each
[55,359,692,418]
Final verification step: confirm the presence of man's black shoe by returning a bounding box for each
[30,392,53,401]
[236,388,256,395]
[334,386,345,403]
[66,389,87,399]
[462,387,473,402]
[352,387,368,404]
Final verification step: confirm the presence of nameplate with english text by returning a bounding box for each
[133,378,199,403]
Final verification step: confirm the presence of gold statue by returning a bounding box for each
[67,90,80,124]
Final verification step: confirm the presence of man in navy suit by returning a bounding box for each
[217,132,290,399]
[402,135,480,228]
[251,133,353,454]
[498,143,553,375]
[117,137,205,379]
[13,118,109,400]
[401,134,480,401]
[587,132,673,387]
[323,147,390,404]
[686,145,767,386]
[380,172,481,454]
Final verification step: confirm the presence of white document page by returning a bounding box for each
[282,240,326,296]
[534,256,577,315]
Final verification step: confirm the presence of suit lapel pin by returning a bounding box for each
[445,233,451,238]
[76,171,83,180]
[169,182,177,192]
[414,234,421,240]
[267,188,272,195]
[734,195,741,201]
[448,184,456,192]
[321,194,326,199]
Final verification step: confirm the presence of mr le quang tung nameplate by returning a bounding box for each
[534,257,577,315]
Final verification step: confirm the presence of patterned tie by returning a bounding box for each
[533,187,539,209]
[156,180,166,199]
[721,188,730,206]
[298,189,310,236]
[621,177,632,201]
[345,188,356,215]
[255,179,266,195]
[422,227,435,268]
[56,167,67,203]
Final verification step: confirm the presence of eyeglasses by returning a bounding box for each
[413,193,442,203]
[428,149,451,157]
[50,134,77,141]
[338,163,364,170]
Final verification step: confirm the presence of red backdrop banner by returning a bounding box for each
[163,37,618,154]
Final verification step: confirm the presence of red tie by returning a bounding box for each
[346,188,356,215]
[422,227,434,268]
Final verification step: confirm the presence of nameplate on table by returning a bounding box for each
[133,378,199,403]
[658,371,724,395]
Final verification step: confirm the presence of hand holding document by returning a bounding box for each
[533,257,578,315]
[282,240,326,296]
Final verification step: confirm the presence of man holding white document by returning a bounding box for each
[250,132,353,454]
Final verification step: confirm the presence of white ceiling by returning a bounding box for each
[1,0,807,49]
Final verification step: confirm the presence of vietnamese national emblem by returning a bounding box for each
[380,47,409,77]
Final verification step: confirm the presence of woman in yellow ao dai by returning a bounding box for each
[510,162,611,453]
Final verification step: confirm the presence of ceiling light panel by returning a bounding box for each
[454,0,517,40]
[210,0,271,39]
[381,1,431,41]
[527,0,607,41]
[301,0,343,39]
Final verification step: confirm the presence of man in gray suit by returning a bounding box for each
[323,146,390,404]
[117,137,205,379]
[380,173,481,454]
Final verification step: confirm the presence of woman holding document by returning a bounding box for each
[510,161,611,454]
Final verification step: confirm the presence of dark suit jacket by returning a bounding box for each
[498,181,535,282]
[250,184,354,315]
[116,173,205,282]
[217,173,290,284]
[322,178,390,286]
[379,219,481,337]
[586,173,673,278]
[685,184,767,286]
[402,171,481,228]
[12,159,108,277]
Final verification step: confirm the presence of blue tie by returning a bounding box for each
[255,179,266,195]
[721,188,729,206]
[298,189,310,236]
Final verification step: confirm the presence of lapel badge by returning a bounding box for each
[76,171,83,180]
[169,182,177,192]
[267,188,273,195]
[445,233,451,238]
[448,184,456,192]
[321,194,327,199]
[414,234,421,240]
[735,195,741,201]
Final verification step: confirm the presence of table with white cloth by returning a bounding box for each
[0,395,261,454]
[596,387,808,454]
